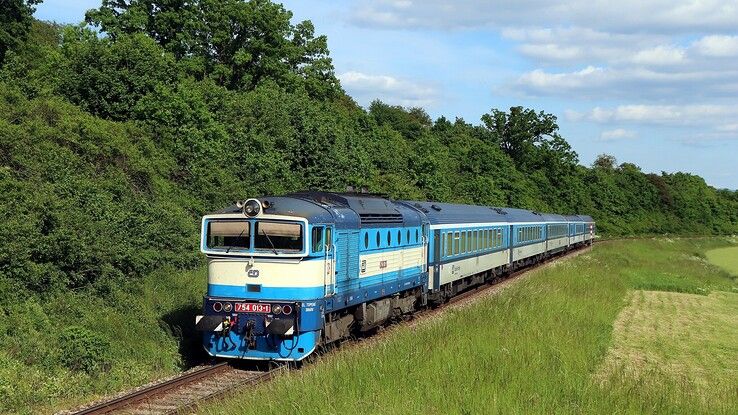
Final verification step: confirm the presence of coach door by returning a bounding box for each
[324,226,335,296]
[431,229,440,290]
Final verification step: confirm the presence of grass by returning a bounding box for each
[0,265,207,414]
[705,246,738,276]
[598,290,737,400]
[197,238,738,415]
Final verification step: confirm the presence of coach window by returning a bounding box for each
[454,231,460,255]
[460,232,467,254]
[311,226,324,253]
[446,232,452,257]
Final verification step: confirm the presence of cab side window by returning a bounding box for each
[312,226,324,253]
[325,228,333,251]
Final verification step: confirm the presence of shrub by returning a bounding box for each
[58,326,111,374]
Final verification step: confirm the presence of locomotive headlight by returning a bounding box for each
[223,302,233,312]
[212,302,223,312]
[272,305,282,315]
[243,199,261,217]
[281,305,292,315]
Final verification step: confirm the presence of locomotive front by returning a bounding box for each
[195,197,330,361]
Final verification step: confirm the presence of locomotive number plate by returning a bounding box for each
[235,303,271,313]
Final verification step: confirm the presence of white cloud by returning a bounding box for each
[600,128,637,141]
[575,104,738,125]
[518,65,606,90]
[518,43,582,61]
[514,64,738,99]
[631,45,686,65]
[503,27,664,64]
[351,1,738,33]
[692,35,738,57]
[338,71,439,107]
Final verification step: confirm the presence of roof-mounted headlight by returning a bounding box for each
[240,199,261,217]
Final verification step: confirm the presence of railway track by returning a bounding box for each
[69,363,283,415]
[66,244,593,415]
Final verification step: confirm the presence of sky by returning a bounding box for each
[34,1,738,190]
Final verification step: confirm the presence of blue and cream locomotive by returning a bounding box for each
[195,192,595,361]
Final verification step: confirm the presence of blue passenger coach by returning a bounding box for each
[195,192,594,361]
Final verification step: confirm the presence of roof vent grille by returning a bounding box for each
[359,213,404,225]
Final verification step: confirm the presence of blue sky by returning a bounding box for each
[35,0,738,189]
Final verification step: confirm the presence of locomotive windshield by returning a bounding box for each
[206,221,250,250]
[204,219,304,254]
[255,221,303,252]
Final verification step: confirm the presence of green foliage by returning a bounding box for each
[59,326,111,373]
[85,0,339,97]
[58,28,178,120]
[0,83,199,291]
[0,0,42,65]
[0,266,205,414]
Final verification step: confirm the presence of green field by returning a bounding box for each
[198,238,738,415]
[706,246,738,276]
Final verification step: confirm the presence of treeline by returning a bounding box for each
[1,0,737,294]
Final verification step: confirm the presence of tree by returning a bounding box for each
[593,154,617,170]
[0,0,42,66]
[59,28,177,120]
[85,0,338,96]
[481,106,563,168]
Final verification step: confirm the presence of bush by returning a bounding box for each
[58,326,111,374]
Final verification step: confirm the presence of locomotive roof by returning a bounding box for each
[212,192,423,228]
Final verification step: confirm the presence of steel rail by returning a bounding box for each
[71,362,232,415]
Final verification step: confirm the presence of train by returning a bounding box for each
[195,192,595,361]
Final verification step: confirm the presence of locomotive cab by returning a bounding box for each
[195,198,331,361]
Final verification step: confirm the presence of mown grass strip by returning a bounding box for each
[198,239,738,415]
